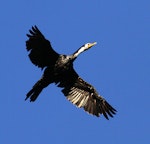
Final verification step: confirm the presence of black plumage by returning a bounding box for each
[25,26,117,119]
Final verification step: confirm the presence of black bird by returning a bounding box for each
[25,26,116,119]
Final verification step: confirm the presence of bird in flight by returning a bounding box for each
[25,26,117,119]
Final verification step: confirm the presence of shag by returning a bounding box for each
[25,26,116,119]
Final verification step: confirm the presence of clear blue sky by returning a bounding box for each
[0,0,150,143]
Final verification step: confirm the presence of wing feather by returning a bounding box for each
[26,26,59,69]
[58,67,117,119]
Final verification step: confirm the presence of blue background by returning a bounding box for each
[1,0,150,143]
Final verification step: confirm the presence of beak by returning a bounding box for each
[88,42,97,48]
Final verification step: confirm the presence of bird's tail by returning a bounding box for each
[25,79,44,102]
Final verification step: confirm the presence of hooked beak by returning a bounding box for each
[88,42,97,48]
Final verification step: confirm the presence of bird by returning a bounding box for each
[25,25,117,120]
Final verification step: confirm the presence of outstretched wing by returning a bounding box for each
[26,26,59,69]
[57,67,117,119]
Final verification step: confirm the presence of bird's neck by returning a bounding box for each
[72,46,86,59]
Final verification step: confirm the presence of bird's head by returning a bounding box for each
[83,42,97,51]
[72,42,97,59]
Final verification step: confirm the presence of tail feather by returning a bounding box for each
[25,80,43,102]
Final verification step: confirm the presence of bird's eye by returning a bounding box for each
[85,43,89,48]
